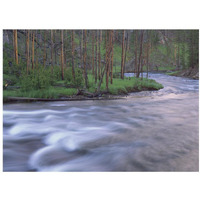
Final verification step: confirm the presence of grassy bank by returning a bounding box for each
[3,76,163,102]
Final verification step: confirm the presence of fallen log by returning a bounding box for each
[4,96,124,103]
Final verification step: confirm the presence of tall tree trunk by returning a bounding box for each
[54,30,57,65]
[64,31,67,68]
[26,30,30,74]
[106,31,110,91]
[43,30,46,67]
[95,30,98,83]
[124,31,128,74]
[134,30,138,76]
[79,30,83,68]
[32,31,35,70]
[35,30,38,69]
[146,42,150,78]
[51,30,54,73]
[98,30,101,82]
[13,30,18,65]
[71,30,75,81]
[121,30,125,79]
[110,30,114,84]
[177,43,180,69]
[61,30,64,80]
[92,30,95,76]
[83,30,88,88]
[174,45,177,67]
[137,30,144,78]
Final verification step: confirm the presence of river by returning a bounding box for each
[3,73,199,171]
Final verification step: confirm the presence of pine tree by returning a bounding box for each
[61,30,64,80]
[13,30,18,65]
[32,30,35,70]
[121,30,125,79]
[83,30,88,88]
[26,30,30,74]
[71,30,75,81]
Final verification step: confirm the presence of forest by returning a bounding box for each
[3,29,198,101]
[3,29,199,173]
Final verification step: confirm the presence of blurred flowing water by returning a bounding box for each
[3,73,199,171]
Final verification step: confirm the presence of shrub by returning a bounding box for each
[64,67,83,88]
[20,67,52,92]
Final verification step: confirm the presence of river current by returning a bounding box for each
[3,73,199,171]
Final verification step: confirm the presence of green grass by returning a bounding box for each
[157,66,176,71]
[3,87,78,100]
[87,74,163,95]
[4,74,163,101]
[166,71,179,76]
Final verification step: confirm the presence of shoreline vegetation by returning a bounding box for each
[3,30,198,103]
[3,74,164,103]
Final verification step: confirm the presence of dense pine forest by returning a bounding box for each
[3,30,199,101]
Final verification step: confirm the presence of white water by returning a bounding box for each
[3,73,199,171]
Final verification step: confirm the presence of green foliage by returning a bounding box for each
[64,67,84,88]
[20,67,54,92]
[3,87,77,100]
[52,66,62,81]
[3,74,18,86]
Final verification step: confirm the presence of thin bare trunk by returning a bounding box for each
[110,30,114,84]
[95,30,98,83]
[61,30,64,80]
[79,30,82,68]
[137,30,144,78]
[35,30,38,69]
[71,30,75,81]
[106,31,110,91]
[13,30,18,65]
[121,30,125,79]
[83,30,88,88]
[146,42,150,78]
[26,30,30,74]
[134,31,138,76]
[98,30,101,81]
[43,30,46,67]
[51,30,54,73]
[54,30,57,65]
[92,31,95,76]
[32,31,35,70]
[124,31,128,73]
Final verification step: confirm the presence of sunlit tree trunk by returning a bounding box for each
[106,31,110,91]
[137,30,144,78]
[54,30,57,65]
[92,30,95,76]
[79,30,83,68]
[43,30,46,67]
[98,30,101,81]
[13,30,18,65]
[82,30,84,69]
[61,30,64,80]
[110,30,114,84]
[31,31,35,70]
[121,30,125,79]
[134,30,138,76]
[26,30,30,74]
[51,30,54,73]
[95,30,98,83]
[35,30,38,69]
[174,45,177,66]
[146,42,150,78]
[124,31,128,74]
[83,30,88,88]
[71,30,75,81]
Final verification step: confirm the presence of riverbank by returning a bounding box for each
[3,77,163,103]
[166,67,199,80]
